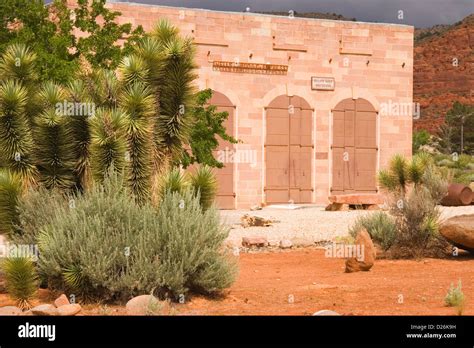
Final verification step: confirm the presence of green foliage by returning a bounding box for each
[445,280,465,315]
[89,108,127,183]
[157,167,189,202]
[1,257,37,309]
[0,0,144,84]
[0,169,23,234]
[37,172,237,302]
[413,130,431,153]
[11,187,67,246]
[188,165,218,210]
[349,212,397,251]
[119,82,155,204]
[181,89,239,168]
[438,102,474,155]
[0,79,38,184]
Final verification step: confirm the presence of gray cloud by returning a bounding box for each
[117,0,474,27]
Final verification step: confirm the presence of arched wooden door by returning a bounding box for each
[331,98,377,194]
[265,95,312,204]
[210,91,235,209]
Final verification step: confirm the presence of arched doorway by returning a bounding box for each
[209,91,235,209]
[265,95,313,204]
[331,98,377,194]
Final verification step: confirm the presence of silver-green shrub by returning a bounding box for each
[37,173,237,302]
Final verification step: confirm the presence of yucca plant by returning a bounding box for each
[85,68,121,109]
[1,257,38,310]
[188,165,218,210]
[119,82,155,204]
[0,169,23,234]
[0,43,40,123]
[0,79,38,185]
[90,108,128,183]
[157,167,189,202]
[67,80,93,190]
[33,109,76,190]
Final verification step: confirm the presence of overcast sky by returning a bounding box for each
[111,0,474,28]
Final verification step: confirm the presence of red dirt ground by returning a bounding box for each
[1,248,473,315]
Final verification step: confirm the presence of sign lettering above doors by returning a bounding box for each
[311,77,335,91]
[213,61,288,75]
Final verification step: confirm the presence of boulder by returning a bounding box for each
[126,295,168,315]
[440,214,474,253]
[345,228,376,273]
[57,304,81,316]
[313,309,341,316]
[54,294,70,308]
[31,304,58,316]
[0,306,22,316]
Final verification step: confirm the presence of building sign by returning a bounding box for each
[311,77,335,91]
[213,61,288,75]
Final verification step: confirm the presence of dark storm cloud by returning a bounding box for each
[118,0,474,27]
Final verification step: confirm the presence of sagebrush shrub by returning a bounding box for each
[37,173,237,302]
[349,212,397,251]
[1,257,37,309]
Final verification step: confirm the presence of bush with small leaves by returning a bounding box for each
[1,257,37,309]
[37,172,237,302]
[445,280,465,315]
[349,212,397,251]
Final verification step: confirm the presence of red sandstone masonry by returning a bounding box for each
[68,1,413,208]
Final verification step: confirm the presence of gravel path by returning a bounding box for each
[221,205,474,248]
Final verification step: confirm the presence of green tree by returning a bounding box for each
[181,89,239,168]
[439,102,474,155]
[412,129,430,153]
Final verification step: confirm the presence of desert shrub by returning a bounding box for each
[0,169,23,234]
[445,280,465,315]
[10,188,67,246]
[1,257,37,309]
[37,173,237,302]
[188,165,218,210]
[349,212,397,251]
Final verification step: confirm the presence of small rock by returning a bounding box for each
[325,203,350,211]
[290,237,314,247]
[126,295,168,315]
[250,205,262,211]
[57,304,82,316]
[345,228,376,273]
[279,239,293,249]
[242,236,268,248]
[54,294,70,308]
[31,304,58,316]
[313,309,341,316]
[0,306,22,316]
[240,214,272,228]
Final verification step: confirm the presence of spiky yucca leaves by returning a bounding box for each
[119,82,155,204]
[85,68,121,109]
[188,165,218,210]
[153,35,198,165]
[1,257,38,310]
[0,44,40,123]
[0,169,23,234]
[38,81,66,110]
[118,54,149,85]
[0,44,38,85]
[378,154,410,194]
[90,108,127,183]
[67,80,93,190]
[157,167,189,202]
[33,109,76,190]
[0,80,38,185]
